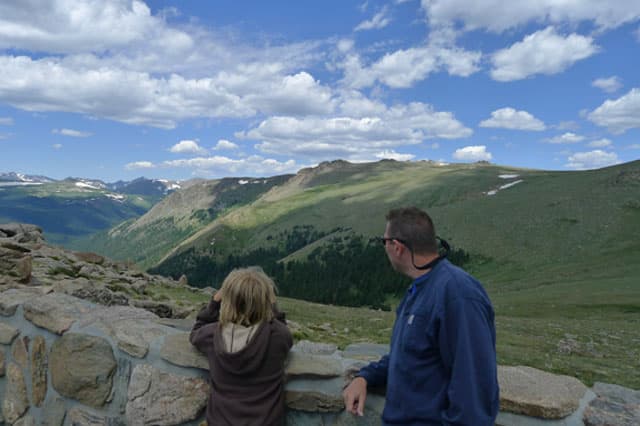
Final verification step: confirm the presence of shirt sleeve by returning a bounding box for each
[189,299,221,353]
[356,354,389,388]
[439,297,499,425]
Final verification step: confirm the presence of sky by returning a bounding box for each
[0,0,639,182]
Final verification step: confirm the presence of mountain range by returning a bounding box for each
[0,174,181,245]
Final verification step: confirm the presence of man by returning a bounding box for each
[343,207,499,425]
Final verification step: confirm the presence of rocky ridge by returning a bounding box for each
[1,223,638,425]
[0,223,197,320]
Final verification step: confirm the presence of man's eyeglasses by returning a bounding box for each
[377,237,406,246]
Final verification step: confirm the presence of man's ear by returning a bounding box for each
[393,241,405,256]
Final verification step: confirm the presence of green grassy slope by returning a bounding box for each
[77,175,292,269]
[152,159,640,388]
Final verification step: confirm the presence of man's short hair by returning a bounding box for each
[386,206,438,254]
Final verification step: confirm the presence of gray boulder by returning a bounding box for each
[125,364,209,425]
[50,333,117,408]
[2,362,29,424]
[583,382,640,426]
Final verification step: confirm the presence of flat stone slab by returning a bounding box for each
[497,388,596,426]
[31,335,47,407]
[0,321,19,344]
[160,332,209,369]
[499,365,588,419]
[583,382,640,426]
[0,288,46,316]
[126,364,209,426]
[2,362,29,424]
[78,305,168,358]
[343,343,389,361]
[23,292,94,334]
[285,377,345,413]
[292,340,338,355]
[286,351,344,378]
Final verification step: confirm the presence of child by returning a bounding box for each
[190,267,293,426]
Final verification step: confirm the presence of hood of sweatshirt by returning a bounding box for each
[212,321,274,376]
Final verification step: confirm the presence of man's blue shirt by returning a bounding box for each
[357,259,499,425]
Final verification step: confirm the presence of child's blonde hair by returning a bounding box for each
[219,266,277,326]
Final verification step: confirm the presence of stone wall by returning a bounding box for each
[3,289,640,425]
[1,223,638,425]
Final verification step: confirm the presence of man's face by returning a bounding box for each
[383,222,400,271]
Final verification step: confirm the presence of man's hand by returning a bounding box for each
[213,290,222,302]
[343,376,367,416]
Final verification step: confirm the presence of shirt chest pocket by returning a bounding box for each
[400,312,439,356]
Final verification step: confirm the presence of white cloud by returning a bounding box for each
[479,107,546,131]
[162,155,300,176]
[214,139,239,150]
[241,71,335,116]
[341,44,481,89]
[547,132,585,144]
[125,161,155,170]
[52,128,92,137]
[592,76,622,93]
[0,0,333,129]
[337,39,355,53]
[587,138,612,148]
[565,150,620,170]
[491,27,598,82]
[0,0,162,54]
[338,90,387,117]
[52,143,62,149]
[355,7,391,31]
[374,150,415,161]
[0,54,339,128]
[421,0,640,32]
[0,56,255,128]
[169,140,208,155]
[630,144,640,149]
[239,102,472,161]
[0,117,13,125]
[452,145,492,162]
[588,88,640,134]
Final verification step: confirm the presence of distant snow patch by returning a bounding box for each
[486,179,524,196]
[0,182,43,187]
[75,181,100,190]
[238,179,249,185]
[499,180,523,190]
[105,193,125,201]
[499,174,519,179]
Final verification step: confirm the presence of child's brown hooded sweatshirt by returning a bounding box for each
[190,300,293,426]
